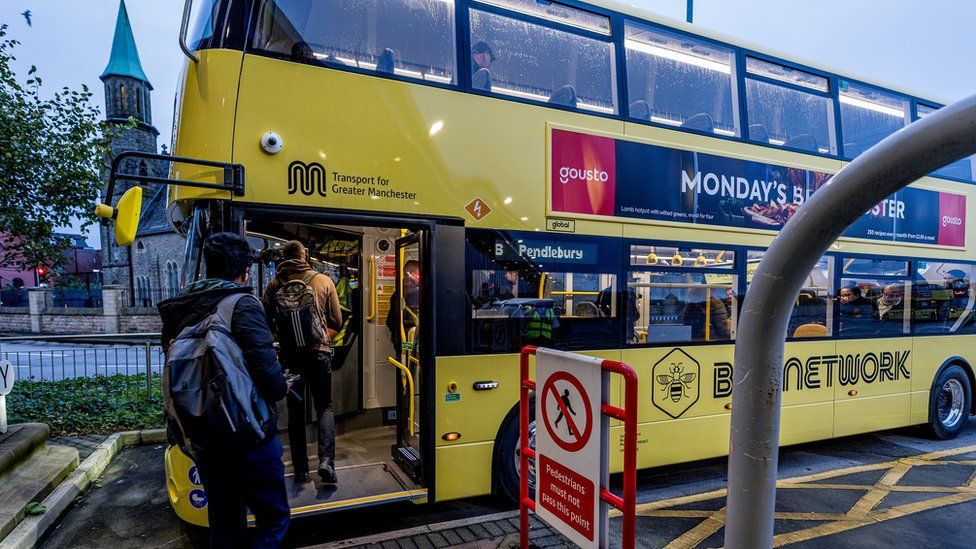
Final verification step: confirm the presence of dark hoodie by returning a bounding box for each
[158,279,288,443]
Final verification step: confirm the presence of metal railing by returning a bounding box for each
[51,288,103,308]
[0,334,163,398]
[121,288,176,308]
[0,290,28,307]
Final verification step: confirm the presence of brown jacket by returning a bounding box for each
[262,259,342,352]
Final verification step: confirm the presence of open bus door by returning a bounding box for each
[390,231,425,482]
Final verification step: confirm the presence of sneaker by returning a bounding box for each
[294,471,310,483]
[318,459,337,484]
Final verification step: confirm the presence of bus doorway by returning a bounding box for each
[245,219,429,516]
[390,231,424,482]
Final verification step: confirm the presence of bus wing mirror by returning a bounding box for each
[94,186,143,246]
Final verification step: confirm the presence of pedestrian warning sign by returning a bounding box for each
[534,348,607,548]
[540,371,592,452]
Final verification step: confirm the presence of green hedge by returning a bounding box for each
[6,374,164,435]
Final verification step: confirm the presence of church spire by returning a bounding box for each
[100,0,151,89]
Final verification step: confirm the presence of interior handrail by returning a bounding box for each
[366,257,376,321]
[387,357,415,437]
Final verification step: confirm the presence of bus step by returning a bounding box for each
[392,445,423,483]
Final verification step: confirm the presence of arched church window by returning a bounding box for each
[120,84,127,112]
[166,261,180,298]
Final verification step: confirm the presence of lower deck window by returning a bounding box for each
[466,230,620,353]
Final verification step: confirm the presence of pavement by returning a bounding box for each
[35,418,976,548]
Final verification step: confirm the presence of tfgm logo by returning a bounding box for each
[557,165,610,185]
[652,348,700,419]
[288,160,327,197]
[942,215,963,227]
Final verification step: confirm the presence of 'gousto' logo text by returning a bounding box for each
[558,165,610,185]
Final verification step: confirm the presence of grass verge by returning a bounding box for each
[7,374,164,435]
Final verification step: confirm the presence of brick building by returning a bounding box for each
[98,0,184,306]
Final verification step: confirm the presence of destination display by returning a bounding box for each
[550,128,967,247]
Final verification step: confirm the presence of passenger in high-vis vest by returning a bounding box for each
[525,305,554,342]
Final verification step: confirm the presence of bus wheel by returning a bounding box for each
[928,365,972,440]
[494,398,535,505]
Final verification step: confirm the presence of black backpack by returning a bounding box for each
[274,271,329,349]
[163,294,273,455]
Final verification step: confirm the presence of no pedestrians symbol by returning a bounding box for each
[540,371,593,453]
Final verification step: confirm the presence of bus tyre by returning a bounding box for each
[928,365,971,440]
[494,397,534,505]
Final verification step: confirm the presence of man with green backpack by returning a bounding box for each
[263,241,343,484]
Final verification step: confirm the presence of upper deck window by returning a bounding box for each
[744,58,836,155]
[251,0,457,84]
[624,23,738,136]
[839,81,909,159]
[476,0,610,35]
[843,258,909,277]
[917,104,975,181]
[468,8,616,113]
[746,57,828,92]
[187,0,222,51]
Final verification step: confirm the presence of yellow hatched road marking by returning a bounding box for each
[612,444,976,547]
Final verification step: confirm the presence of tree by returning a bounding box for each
[0,24,123,272]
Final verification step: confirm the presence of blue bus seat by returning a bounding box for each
[377,48,396,74]
[682,112,714,133]
[844,142,863,158]
[629,100,651,122]
[785,134,819,152]
[749,124,769,144]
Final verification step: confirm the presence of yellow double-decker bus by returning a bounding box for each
[105,0,976,524]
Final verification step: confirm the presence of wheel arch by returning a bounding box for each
[490,393,533,494]
[931,356,976,414]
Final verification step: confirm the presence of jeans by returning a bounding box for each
[283,349,335,473]
[194,436,290,549]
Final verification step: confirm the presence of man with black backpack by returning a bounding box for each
[263,240,342,484]
[158,232,290,548]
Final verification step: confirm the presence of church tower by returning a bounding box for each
[98,0,163,289]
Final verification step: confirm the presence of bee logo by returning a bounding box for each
[652,349,700,418]
[657,363,697,403]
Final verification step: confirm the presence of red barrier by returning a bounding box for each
[519,346,637,549]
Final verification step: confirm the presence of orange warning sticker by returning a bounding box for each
[465,198,492,221]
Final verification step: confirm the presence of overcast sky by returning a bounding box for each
[1,0,974,247]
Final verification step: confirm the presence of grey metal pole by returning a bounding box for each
[686,0,694,23]
[725,93,976,549]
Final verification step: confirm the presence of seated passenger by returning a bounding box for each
[681,287,731,341]
[838,285,870,317]
[878,283,905,320]
[486,270,518,301]
[549,85,578,108]
[472,40,495,91]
